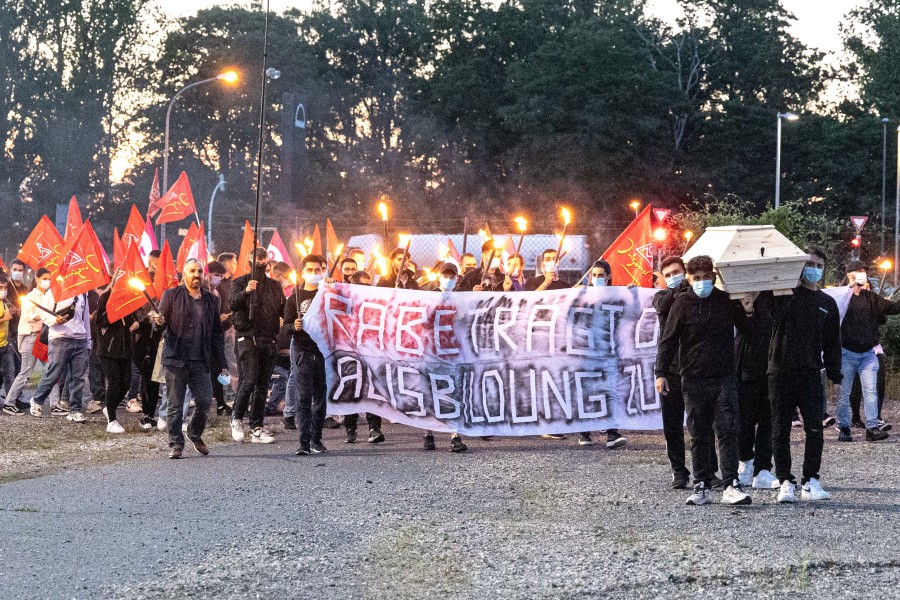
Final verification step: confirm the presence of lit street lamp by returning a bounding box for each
[882,118,890,255]
[161,70,239,240]
[629,200,641,219]
[774,111,799,210]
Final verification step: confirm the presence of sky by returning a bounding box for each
[155,0,865,55]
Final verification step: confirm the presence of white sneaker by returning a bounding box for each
[66,412,86,423]
[685,484,711,506]
[102,406,108,420]
[752,469,780,490]
[721,481,752,505]
[106,421,125,434]
[250,428,275,444]
[737,459,754,486]
[126,398,142,413]
[231,419,245,442]
[777,480,797,503]
[801,478,831,501]
[30,399,42,417]
[157,418,167,431]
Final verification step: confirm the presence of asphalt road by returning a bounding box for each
[1,424,899,599]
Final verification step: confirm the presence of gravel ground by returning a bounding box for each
[0,407,898,600]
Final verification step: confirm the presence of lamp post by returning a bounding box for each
[207,173,226,254]
[160,70,239,242]
[774,111,799,210]
[895,125,900,287]
[883,118,890,255]
[629,200,640,219]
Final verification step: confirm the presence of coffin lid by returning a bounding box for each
[682,225,806,267]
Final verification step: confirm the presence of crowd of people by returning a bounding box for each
[0,239,895,506]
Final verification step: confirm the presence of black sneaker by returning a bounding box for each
[323,416,340,429]
[866,428,889,442]
[822,414,836,427]
[877,420,892,432]
[423,434,436,451]
[578,432,595,446]
[296,442,311,455]
[310,440,327,453]
[368,429,385,444]
[50,405,69,416]
[15,400,29,412]
[450,436,468,453]
[838,427,853,442]
[139,416,157,431]
[672,473,690,489]
[606,431,627,449]
[283,416,297,430]
[851,419,865,429]
[216,403,227,415]
[710,476,724,489]
[345,429,357,444]
[2,404,23,416]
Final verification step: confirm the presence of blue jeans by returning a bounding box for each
[837,348,879,429]
[5,334,38,406]
[269,363,297,416]
[164,360,213,449]
[0,344,18,399]
[32,337,89,412]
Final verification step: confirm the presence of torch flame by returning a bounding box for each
[560,207,572,226]
[398,233,411,247]
[303,236,314,249]
[477,229,486,237]
[514,216,527,232]
[427,271,438,282]
[378,201,388,222]
[335,243,344,256]
[128,277,146,292]
[880,259,893,271]
[289,271,297,285]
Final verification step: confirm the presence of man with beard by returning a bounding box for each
[458,241,512,292]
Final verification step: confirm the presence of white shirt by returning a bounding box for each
[18,288,51,336]
[42,293,91,348]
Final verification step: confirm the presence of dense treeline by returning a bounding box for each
[2,0,900,255]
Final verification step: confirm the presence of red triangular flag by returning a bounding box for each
[147,168,162,218]
[153,241,177,299]
[325,219,340,268]
[18,216,64,272]
[113,228,125,273]
[65,196,83,241]
[235,221,256,278]
[186,223,209,266]
[155,171,197,225]
[602,205,654,287]
[311,224,323,256]
[55,220,111,302]
[122,205,144,254]
[107,243,155,322]
[175,222,200,273]
[267,229,292,268]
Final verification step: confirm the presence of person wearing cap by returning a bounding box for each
[834,259,900,442]
[423,262,468,452]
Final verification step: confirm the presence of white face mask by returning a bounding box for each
[0,290,6,300]
[488,256,500,270]
[543,261,556,275]
[591,277,606,287]
[853,272,867,285]
[303,273,323,286]
[439,276,456,292]
[11,271,23,282]
[210,276,223,287]
[38,279,51,291]
[511,268,520,278]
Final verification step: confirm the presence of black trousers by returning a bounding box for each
[770,370,824,485]
[738,378,773,474]
[292,346,326,444]
[134,337,160,419]
[850,353,885,421]
[232,337,277,429]
[661,374,719,479]
[682,376,739,487]
[344,413,383,433]
[89,353,106,402]
[99,356,130,423]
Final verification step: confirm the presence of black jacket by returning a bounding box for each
[376,269,419,290]
[840,289,900,352]
[229,274,285,340]
[655,286,750,381]
[734,292,775,381]
[95,289,137,360]
[157,285,226,372]
[652,281,689,376]
[767,285,842,383]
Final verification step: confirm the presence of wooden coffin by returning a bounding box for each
[681,225,807,298]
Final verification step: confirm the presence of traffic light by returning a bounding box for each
[851,235,861,249]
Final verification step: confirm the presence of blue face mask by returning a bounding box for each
[692,279,714,298]
[440,277,456,292]
[591,277,606,287]
[665,273,684,289]
[802,266,823,284]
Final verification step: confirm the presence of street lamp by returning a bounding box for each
[895,125,900,287]
[774,111,799,210]
[629,200,641,219]
[161,69,239,240]
[207,173,226,254]
[883,118,890,255]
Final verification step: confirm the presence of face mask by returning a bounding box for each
[591,277,606,287]
[511,268,520,278]
[0,290,6,300]
[802,267,822,284]
[488,257,500,270]
[252,264,268,281]
[210,276,223,287]
[38,279,51,291]
[439,277,456,292]
[11,272,23,282]
[692,280,714,298]
[665,273,684,289]
[543,261,556,275]
[303,273,323,286]
[853,272,867,286]
[217,372,232,387]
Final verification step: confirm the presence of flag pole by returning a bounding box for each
[248,0,271,320]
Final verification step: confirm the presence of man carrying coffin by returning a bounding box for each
[655,255,754,506]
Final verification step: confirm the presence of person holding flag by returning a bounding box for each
[4,269,51,416]
[95,269,139,434]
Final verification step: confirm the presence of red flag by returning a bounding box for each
[235,221,256,278]
[122,205,144,254]
[445,238,461,264]
[147,168,162,217]
[107,243,155,322]
[139,213,158,265]
[311,224,323,256]
[0,256,5,272]
[56,220,111,302]
[87,221,112,275]
[267,229,292,268]
[18,216,64,272]
[155,171,197,225]
[65,196,83,241]
[325,219,340,268]
[153,241,177,299]
[176,222,201,273]
[602,205,654,287]
[113,228,125,272]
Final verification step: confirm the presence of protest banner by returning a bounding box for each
[304,284,664,436]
